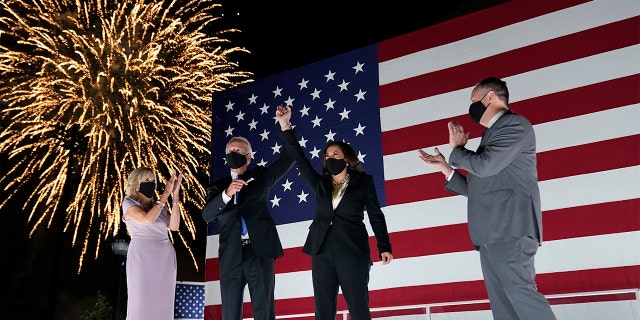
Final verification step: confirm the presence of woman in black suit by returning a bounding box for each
[276,105,393,320]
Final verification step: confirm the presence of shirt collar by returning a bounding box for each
[231,169,248,179]
[487,109,507,128]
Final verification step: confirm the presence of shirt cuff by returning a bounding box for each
[446,170,455,181]
[222,191,231,204]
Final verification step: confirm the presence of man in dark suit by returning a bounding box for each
[201,114,295,320]
[418,77,556,320]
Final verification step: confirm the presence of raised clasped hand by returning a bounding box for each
[172,171,183,199]
[448,121,468,148]
[275,105,291,123]
[161,171,179,199]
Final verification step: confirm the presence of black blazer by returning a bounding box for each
[201,145,295,274]
[280,130,392,263]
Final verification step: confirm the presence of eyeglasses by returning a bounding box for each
[474,91,490,103]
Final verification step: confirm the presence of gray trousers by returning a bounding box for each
[479,236,557,320]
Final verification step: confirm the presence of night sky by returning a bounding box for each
[0,1,507,319]
[220,0,508,80]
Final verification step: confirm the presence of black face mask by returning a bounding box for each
[138,181,156,198]
[325,158,347,175]
[225,152,248,169]
[469,92,490,123]
[468,100,487,123]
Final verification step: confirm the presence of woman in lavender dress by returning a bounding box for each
[122,167,183,320]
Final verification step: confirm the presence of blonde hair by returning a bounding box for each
[125,167,155,200]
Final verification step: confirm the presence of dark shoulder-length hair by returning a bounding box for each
[321,141,363,176]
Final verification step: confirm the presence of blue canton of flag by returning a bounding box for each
[209,44,385,232]
[174,282,205,320]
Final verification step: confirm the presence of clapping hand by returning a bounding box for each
[172,170,183,200]
[162,170,183,201]
[418,147,453,178]
[448,121,468,148]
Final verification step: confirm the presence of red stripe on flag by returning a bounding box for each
[544,199,640,241]
[548,292,638,305]
[430,302,492,313]
[384,224,472,258]
[537,266,640,296]
[275,246,311,274]
[382,74,640,156]
[378,0,589,62]
[537,135,640,182]
[203,305,222,320]
[429,292,638,313]
[364,266,640,310]
[240,280,484,318]
[384,173,458,207]
[205,199,639,280]
[384,135,640,206]
[205,266,640,317]
[371,307,427,318]
[204,258,219,282]
[516,74,640,127]
[379,17,639,108]
[382,200,640,261]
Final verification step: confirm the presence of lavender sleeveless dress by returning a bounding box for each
[122,197,177,320]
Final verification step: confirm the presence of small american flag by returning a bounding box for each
[174,282,205,320]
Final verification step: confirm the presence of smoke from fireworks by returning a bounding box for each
[0,0,252,272]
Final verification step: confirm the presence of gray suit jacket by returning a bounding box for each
[446,111,542,250]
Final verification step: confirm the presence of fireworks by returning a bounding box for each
[0,0,252,272]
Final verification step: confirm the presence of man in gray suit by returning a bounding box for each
[418,77,556,320]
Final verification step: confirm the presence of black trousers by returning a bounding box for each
[219,244,276,320]
[311,227,372,320]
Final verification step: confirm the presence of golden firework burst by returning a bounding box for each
[0,0,252,272]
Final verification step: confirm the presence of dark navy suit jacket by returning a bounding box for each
[201,144,295,274]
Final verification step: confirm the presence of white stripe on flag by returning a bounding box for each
[385,104,640,180]
[380,45,640,133]
[204,231,640,304]
[207,165,640,260]
[378,0,640,86]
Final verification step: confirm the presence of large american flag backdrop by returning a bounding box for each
[204,0,640,319]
